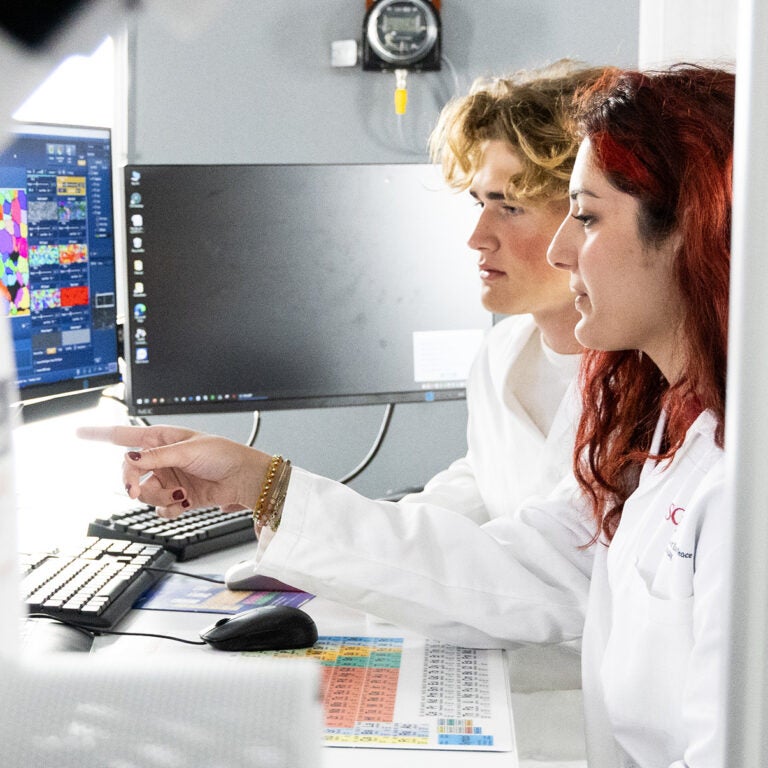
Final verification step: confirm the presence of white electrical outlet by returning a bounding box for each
[331,39,359,67]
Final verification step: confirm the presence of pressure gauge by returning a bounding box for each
[362,0,441,72]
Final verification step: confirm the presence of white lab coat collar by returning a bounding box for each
[489,315,580,444]
[639,409,720,491]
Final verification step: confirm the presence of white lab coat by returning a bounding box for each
[583,411,727,768]
[257,392,727,766]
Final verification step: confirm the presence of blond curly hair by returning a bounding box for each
[429,59,614,204]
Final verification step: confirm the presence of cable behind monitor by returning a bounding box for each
[336,403,395,484]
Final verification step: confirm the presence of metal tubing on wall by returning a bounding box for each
[725,0,768,761]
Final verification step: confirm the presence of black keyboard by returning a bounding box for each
[21,536,175,630]
[87,504,256,561]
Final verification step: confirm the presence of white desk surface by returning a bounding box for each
[14,406,587,768]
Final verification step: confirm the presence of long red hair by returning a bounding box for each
[574,65,735,543]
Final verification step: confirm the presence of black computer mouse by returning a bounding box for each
[200,605,318,652]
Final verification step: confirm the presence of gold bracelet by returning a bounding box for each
[252,455,292,531]
[263,459,291,531]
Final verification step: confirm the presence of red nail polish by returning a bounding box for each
[181,499,191,508]
[128,451,142,461]
[125,484,132,495]
[172,489,184,501]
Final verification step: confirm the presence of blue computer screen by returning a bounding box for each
[0,123,120,407]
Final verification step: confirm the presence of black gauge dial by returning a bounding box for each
[363,0,440,70]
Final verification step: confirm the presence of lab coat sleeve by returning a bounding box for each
[399,453,489,525]
[255,467,595,649]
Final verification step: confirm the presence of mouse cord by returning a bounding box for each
[24,560,230,644]
[142,565,226,584]
[27,613,208,646]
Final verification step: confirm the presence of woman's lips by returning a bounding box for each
[574,290,590,311]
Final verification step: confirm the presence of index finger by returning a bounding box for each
[76,424,196,449]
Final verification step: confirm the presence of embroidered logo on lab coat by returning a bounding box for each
[665,503,684,526]
[664,503,693,562]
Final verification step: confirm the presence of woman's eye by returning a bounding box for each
[572,213,595,227]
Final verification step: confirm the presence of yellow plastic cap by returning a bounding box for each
[394,88,408,115]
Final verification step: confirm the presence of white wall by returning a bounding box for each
[639,0,737,67]
[128,0,640,165]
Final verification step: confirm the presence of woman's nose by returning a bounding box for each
[547,215,576,271]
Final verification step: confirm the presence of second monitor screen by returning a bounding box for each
[124,163,491,416]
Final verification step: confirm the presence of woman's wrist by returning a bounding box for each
[251,454,292,532]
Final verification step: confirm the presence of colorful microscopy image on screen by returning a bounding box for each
[0,188,30,317]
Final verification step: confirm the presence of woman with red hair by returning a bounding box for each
[547,64,734,766]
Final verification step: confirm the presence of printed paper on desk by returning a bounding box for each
[252,634,517,756]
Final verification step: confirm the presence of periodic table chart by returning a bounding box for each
[259,635,516,753]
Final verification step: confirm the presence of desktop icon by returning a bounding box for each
[132,237,143,250]
[131,214,143,227]
[135,348,148,363]
[133,303,147,322]
[133,259,144,273]
[131,170,141,183]
[130,192,142,206]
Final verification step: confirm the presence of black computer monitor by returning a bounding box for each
[1,123,120,419]
[123,163,492,417]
